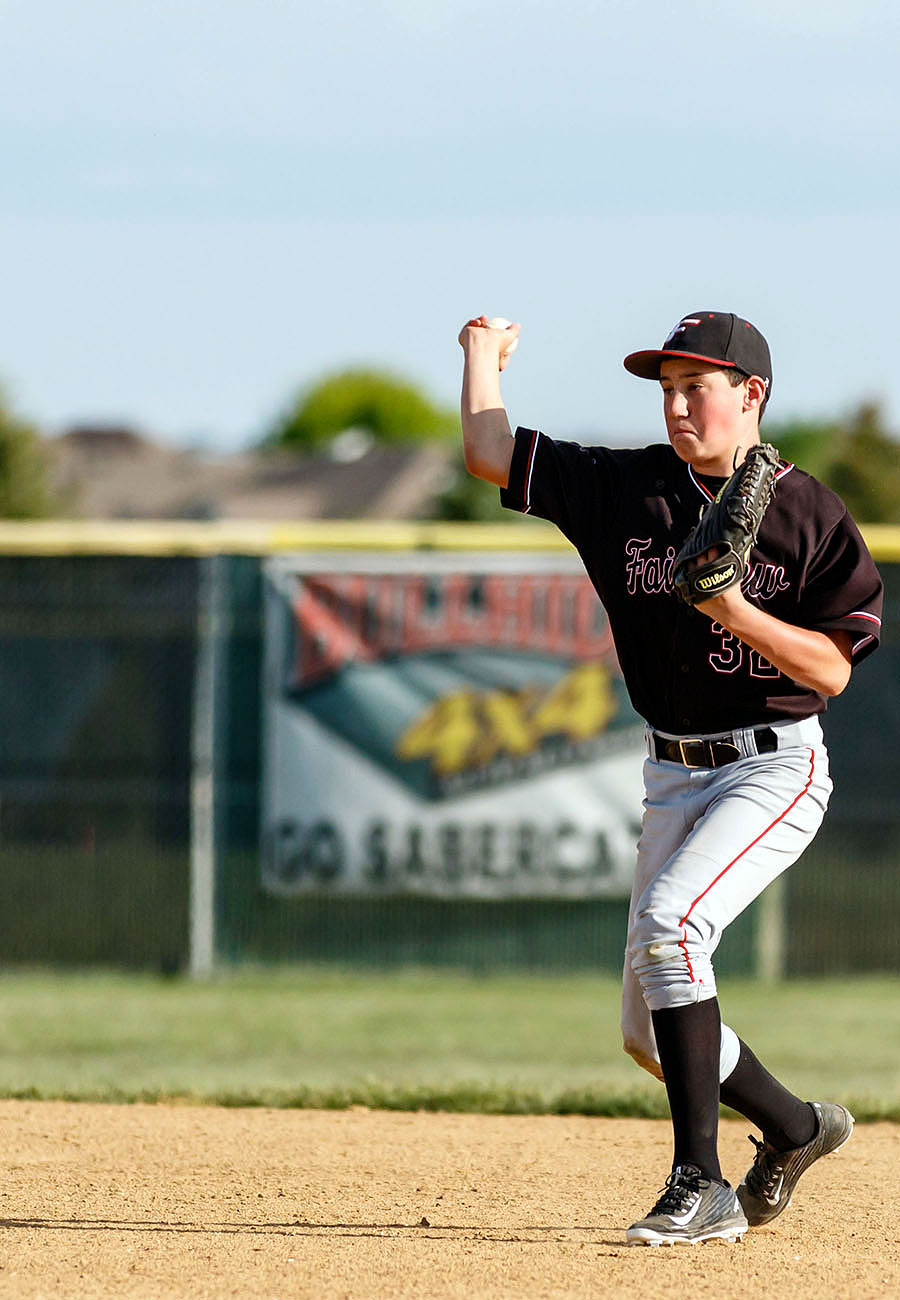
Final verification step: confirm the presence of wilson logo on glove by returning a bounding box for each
[698,567,736,591]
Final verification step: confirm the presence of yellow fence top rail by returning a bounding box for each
[0,519,564,555]
[0,518,898,560]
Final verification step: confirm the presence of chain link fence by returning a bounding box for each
[0,531,896,975]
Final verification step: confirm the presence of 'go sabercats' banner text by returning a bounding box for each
[262,554,646,899]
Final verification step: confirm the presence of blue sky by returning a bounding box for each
[1,0,898,449]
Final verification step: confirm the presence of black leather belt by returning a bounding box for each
[652,726,778,768]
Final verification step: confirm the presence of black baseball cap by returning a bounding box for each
[624,311,772,403]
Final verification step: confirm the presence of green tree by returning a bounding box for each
[0,385,54,518]
[766,402,900,523]
[825,402,900,523]
[762,417,840,481]
[267,368,458,450]
[430,466,511,522]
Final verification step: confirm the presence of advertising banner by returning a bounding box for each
[262,554,647,898]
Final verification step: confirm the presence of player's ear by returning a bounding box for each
[744,376,767,413]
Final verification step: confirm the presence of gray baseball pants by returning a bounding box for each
[621,715,832,1082]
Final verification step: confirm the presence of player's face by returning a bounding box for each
[659,359,749,474]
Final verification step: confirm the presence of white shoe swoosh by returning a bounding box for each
[667,1198,701,1227]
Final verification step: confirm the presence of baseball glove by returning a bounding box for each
[672,442,780,605]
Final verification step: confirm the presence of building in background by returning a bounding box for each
[50,425,455,521]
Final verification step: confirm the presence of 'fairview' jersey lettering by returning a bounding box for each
[624,540,791,602]
[500,429,883,733]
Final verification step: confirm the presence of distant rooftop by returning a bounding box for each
[50,426,455,521]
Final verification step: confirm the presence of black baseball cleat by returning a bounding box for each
[737,1100,855,1228]
[626,1164,748,1246]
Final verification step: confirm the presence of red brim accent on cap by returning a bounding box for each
[623,349,738,380]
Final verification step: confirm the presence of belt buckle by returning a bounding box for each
[676,738,706,768]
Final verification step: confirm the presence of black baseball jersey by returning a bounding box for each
[500,428,883,734]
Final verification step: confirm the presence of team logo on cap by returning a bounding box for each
[664,318,702,344]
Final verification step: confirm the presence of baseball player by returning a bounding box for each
[457,310,883,1245]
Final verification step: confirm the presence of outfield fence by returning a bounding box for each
[0,522,898,977]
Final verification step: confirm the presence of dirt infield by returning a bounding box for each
[0,1101,897,1300]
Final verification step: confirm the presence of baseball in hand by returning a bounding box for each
[483,316,519,356]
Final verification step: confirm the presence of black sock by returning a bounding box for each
[719,1038,816,1151]
[651,999,723,1183]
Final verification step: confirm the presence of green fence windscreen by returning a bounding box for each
[0,548,897,974]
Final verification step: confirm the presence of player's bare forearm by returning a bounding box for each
[458,318,518,487]
[695,588,853,696]
[461,403,514,486]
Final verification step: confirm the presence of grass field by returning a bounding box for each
[0,967,897,1118]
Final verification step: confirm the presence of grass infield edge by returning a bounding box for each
[0,1083,895,1122]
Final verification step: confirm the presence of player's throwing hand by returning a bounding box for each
[458,315,521,371]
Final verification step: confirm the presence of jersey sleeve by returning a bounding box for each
[798,510,883,664]
[499,427,621,544]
